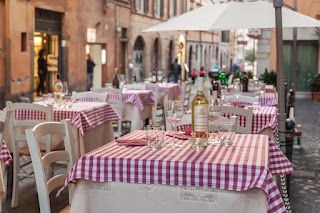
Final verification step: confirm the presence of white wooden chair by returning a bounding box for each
[221,106,253,134]
[123,83,146,90]
[0,110,10,212]
[181,81,192,112]
[72,91,107,102]
[6,101,53,208]
[145,83,165,125]
[25,120,75,213]
[166,113,238,131]
[223,94,259,104]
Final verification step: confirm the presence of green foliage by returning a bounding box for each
[259,68,277,86]
[309,74,320,92]
[245,49,256,62]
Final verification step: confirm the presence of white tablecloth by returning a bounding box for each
[70,180,268,213]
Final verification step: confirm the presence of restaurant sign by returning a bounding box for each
[87,28,96,43]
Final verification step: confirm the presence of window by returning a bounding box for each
[154,0,164,17]
[180,0,185,14]
[135,0,148,13]
[170,0,177,17]
[221,31,230,43]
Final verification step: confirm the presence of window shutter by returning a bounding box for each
[160,0,164,17]
[144,0,148,13]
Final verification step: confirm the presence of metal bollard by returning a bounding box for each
[281,118,295,195]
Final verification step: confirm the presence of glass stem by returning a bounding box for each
[172,124,176,145]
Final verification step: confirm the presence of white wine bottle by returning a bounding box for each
[191,77,209,142]
[53,74,63,106]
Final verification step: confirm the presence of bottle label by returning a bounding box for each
[211,90,218,99]
[193,106,208,131]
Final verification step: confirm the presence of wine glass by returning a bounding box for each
[119,74,126,89]
[62,82,68,96]
[208,98,222,145]
[166,100,184,148]
[157,70,164,83]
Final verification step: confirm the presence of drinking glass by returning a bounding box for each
[146,125,165,150]
[218,122,236,147]
[62,82,68,96]
[63,95,74,108]
[208,99,222,145]
[166,100,184,148]
[43,93,54,106]
[119,74,126,89]
[157,70,164,83]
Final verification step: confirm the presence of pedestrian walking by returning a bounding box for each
[171,58,181,83]
[191,68,197,84]
[37,49,48,96]
[87,54,95,90]
[199,66,205,77]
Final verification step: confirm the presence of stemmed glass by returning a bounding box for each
[119,74,126,89]
[208,98,222,145]
[62,82,68,96]
[166,100,184,148]
[157,70,164,83]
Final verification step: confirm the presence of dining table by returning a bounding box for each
[8,101,121,160]
[58,130,293,213]
[108,89,154,131]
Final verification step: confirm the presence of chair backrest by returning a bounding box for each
[123,83,146,90]
[72,91,107,102]
[100,88,123,138]
[0,110,10,154]
[221,106,253,134]
[6,101,53,150]
[26,120,75,213]
[181,81,192,112]
[223,95,259,105]
[145,83,160,122]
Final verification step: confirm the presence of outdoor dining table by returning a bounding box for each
[108,89,154,131]
[7,102,120,160]
[222,92,278,106]
[58,130,293,213]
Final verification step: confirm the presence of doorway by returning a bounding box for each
[33,32,60,94]
[86,44,103,89]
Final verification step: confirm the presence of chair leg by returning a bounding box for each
[6,155,13,200]
[11,148,20,208]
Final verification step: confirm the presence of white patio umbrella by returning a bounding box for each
[143,0,320,32]
[143,0,320,164]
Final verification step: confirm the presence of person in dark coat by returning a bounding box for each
[87,54,95,90]
[37,49,48,96]
[171,58,181,83]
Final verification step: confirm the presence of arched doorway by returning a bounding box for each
[167,40,174,81]
[152,37,160,74]
[133,36,145,82]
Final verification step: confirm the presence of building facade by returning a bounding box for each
[0,0,232,108]
[258,0,320,92]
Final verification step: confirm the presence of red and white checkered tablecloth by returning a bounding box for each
[146,83,183,100]
[108,90,154,110]
[15,102,121,135]
[1,142,12,165]
[259,92,277,106]
[59,130,292,213]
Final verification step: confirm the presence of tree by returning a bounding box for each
[245,49,256,62]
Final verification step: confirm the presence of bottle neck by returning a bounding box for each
[197,77,204,93]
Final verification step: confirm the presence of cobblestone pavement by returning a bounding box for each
[290,98,320,213]
[2,85,320,212]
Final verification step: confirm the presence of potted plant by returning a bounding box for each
[310,73,320,102]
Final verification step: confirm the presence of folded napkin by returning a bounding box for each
[116,138,147,146]
[231,103,246,108]
[166,132,191,140]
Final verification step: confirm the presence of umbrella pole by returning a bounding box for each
[274,0,287,149]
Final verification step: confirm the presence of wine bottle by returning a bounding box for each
[211,75,221,98]
[191,77,209,142]
[53,74,63,106]
[151,69,157,83]
[112,68,120,89]
[242,72,248,92]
